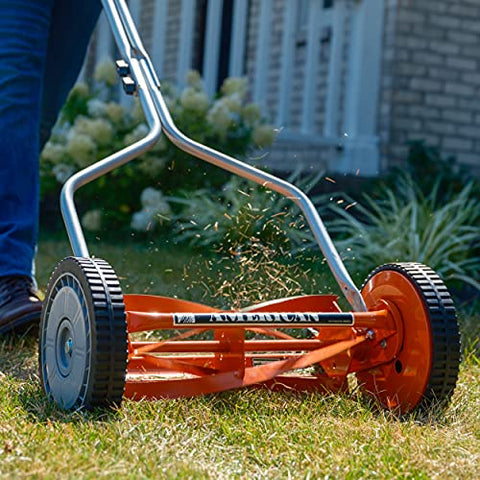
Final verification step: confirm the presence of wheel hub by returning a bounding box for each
[56,319,75,376]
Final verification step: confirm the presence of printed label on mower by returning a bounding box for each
[173,312,354,326]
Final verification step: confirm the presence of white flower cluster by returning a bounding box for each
[81,209,102,232]
[94,58,118,86]
[221,77,247,98]
[131,187,171,232]
[66,130,96,168]
[207,100,233,139]
[41,63,126,177]
[180,87,209,114]
[41,62,277,236]
[75,116,113,147]
[85,97,125,126]
[252,124,276,148]
[62,115,112,167]
[70,82,89,98]
[87,98,107,117]
[105,102,125,125]
[186,70,204,90]
[52,163,74,183]
[138,156,166,177]
[41,61,126,177]
[202,75,276,146]
[42,142,66,164]
[123,123,149,147]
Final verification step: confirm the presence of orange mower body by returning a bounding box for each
[38,0,461,415]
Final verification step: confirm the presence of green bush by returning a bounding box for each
[170,171,326,252]
[329,173,480,292]
[40,60,276,233]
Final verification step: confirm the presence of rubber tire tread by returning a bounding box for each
[362,262,460,411]
[40,257,128,410]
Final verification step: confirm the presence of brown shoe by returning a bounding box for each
[0,276,43,334]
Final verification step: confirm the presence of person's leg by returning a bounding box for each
[0,0,54,280]
[0,0,101,333]
[40,0,102,149]
[0,0,55,332]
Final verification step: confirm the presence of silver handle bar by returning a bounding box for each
[60,0,367,312]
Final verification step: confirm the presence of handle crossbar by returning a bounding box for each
[60,0,367,312]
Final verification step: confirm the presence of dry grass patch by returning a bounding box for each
[0,238,477,478]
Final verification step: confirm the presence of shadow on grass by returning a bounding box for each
[190,383,447,426]
[0,333,122,425]
[1,331,472,428]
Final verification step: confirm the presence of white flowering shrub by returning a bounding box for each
[81,209,102,232]
[40,59,276,234]
[131,187,171,232]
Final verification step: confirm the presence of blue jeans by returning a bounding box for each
[0,0,101,279]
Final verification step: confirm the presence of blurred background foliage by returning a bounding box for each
[39,61,480,309]
[40,60,276,233]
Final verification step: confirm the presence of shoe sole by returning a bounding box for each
[0,309,42,335]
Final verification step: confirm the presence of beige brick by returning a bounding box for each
[410,105,441,120]
[420,134,441,146]
[456,152,479,166]
[393,117,423,131]
[410,77,443,92]
[462,72,480,85]
[442,109,473,124]
[461,46,480,60]
[396,62,427,77]
[461,125,480,139]
[447,31,479,44]
[461,19,480,33]
[446,56,477,71]
[426,121,456,135]
[383,47,396,62]
[393,90,424,104]
[406,131,430,142]
[398,10,427,24]
[442,136,473,151]
[444,82,475,96]
[389,145,409,159]
[421,1,449,14]
[412,24,445,41]
[395,76,412,89]
[412,51,444,66]
[394,49,411,62]
[458,98,480,111]
[396,35,428,50]
[393,104,410,116]
[425,94,456,108]
[429,14,461,29]
[448,5,480,18]
[397,21,414,35]
[429,40,460,55]
[428,67,459,82]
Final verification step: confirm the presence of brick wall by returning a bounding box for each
[90,0,480,176]
[381,0,480,174]
[245,0,346,172]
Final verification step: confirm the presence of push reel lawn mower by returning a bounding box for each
[39,0,461,414]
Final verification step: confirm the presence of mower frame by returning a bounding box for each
[39,0,461,414]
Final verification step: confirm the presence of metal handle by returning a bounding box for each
[60,0,367,312]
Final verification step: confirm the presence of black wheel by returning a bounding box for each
[359,262,461,413]
[39,257,128,410]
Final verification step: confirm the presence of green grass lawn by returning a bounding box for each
[0,237,478,478]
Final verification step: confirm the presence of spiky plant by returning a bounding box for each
[330,174,480,291]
